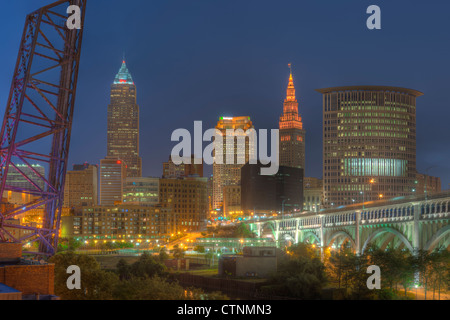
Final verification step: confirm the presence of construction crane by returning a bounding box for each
[0,0,86,256]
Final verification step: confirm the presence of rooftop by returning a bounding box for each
[0,283,20,294]
[315,85,424,97]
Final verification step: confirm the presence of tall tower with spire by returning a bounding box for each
[107,60,142,177]
[279,64,305,170]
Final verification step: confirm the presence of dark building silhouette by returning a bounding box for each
[241,162,303,214]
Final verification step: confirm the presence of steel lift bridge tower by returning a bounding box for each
[0,0,86,256]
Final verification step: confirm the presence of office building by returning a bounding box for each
[61,204,172,240]
[303,177,323,212]
[279,67,305,169]
[123,177,159,206]
[99,156,126,206]
[213,116,254,210]
[107,60,142,177]
[223,185,242,217]
[241,162,303,214]
[159,177,208,232]
[415,172,441,196]
[316,86,423,207]
[63,163,98,208]
[162,155,203,179]
[3,164,45,205]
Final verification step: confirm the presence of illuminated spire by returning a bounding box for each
[113,59,134,85]
[285,63,297,104]
[280,64,302,129]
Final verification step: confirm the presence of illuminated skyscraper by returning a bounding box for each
[279,66,305,170]
[213,116,254,210]
[316,86,423,207]
[107,60,142,177]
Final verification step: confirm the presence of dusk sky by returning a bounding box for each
[1,0,450,188]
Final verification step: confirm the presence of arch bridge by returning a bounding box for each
[248,194,450,255]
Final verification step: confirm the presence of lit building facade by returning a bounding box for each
[107,60,142,177]
[162,155,203,179]
[100,156,127,206]
[213,116,254,210]
[123,177,159,206]
[415,172,441,196]
[61,204,172,240]
[63,163,98,208]
[159,177,208,232]
[303,177,323,212]
[316,86,423,207]
[4,164,45,205]
[279,69,305,170]
[223,185,242,217]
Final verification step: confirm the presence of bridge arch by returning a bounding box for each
[424,225,450,252]
[301,231,320,244]
[260,221,276,239]
[361,227,413,254]
[327,231,356,251]
[280,233,295,247]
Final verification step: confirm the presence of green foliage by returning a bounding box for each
[173,244,186,259]
[116,258,132,281]
[158,246,169,262]
[366,246,415,295]
[232,223,256,238]
[113,276,185,300]
[57,237,82,252]
[129,252,167,278]
[50,251,119,300]
[263,243,327,299]
[51,251,229,300]
[194,245,206,253]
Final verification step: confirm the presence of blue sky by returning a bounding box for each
[1,0,449,188]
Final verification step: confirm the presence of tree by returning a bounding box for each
[428,248,450,300]
[233,223,256,238]
[195,245,206,253]
[130,252,167,278]
[159,246,169,262]
[57,237,81,252]
[113,276,229,300]
[412,250,432,299]
[262,243,327,299]
[173,244,185,259]
[113,276,184,300]
[366,245,414,297]
[116,258,132,280]
[49,251,118,300]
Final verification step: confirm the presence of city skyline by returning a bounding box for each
[0,1,448,302]
[1,0,450,189]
